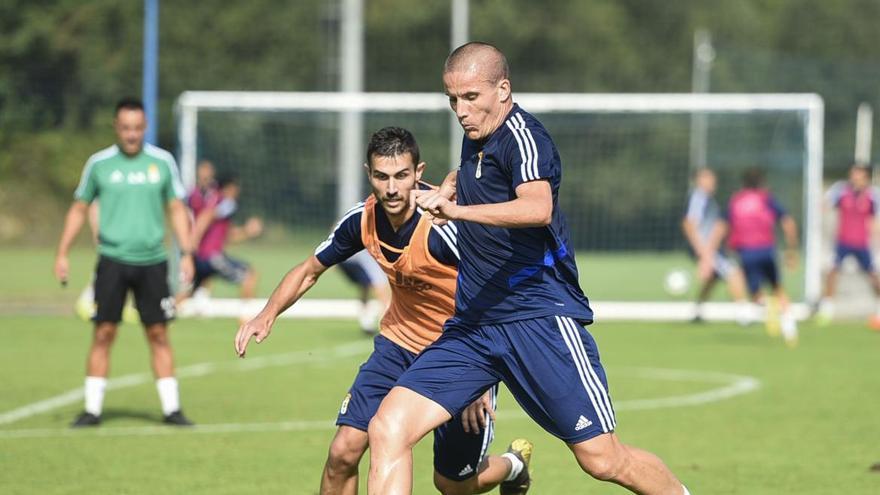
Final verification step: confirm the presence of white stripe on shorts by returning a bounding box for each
[554,316,613,432]
[562,317,616,429]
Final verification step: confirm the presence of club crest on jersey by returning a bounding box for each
[475,151,483,179]
[110,170,124,183]
[339,393,352,415]
[147,163,161,184]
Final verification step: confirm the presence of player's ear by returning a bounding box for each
[497,79,511,103]
[415,161,426,180]
[363,162,371,177]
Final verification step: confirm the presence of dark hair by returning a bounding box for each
[742,167,765,188]
[217,173,239,188]
[115,97,144,115]
[366,127,420,168]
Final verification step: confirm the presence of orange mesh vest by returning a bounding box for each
[360,195,457,354]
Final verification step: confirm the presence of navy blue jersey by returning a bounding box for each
[315,200,459,268]
[453,104,592,324]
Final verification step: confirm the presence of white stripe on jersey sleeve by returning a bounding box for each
[505,120,531,182]
[74,145,118,200]
[145,143,186,199]
[431,223,460,260]
[515,113,540,180]
[314,203,365,256]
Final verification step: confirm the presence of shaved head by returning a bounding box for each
[444,42,509,84]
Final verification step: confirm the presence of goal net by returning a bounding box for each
[175,92,824,321]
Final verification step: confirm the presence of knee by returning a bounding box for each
[92,325,117,347]
[325,436,365,476]
[367,413,396,447]
[145,327,169,347]
[574,441,629,482]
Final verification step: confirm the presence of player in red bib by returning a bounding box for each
[817,164,880,327]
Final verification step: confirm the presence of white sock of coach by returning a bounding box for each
[501,452,524,481]
[156,377,180,416]
[84,376,107,416]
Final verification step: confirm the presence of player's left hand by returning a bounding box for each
[461,389,495,434]
[244,217,264,238]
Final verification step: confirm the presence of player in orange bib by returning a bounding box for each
[235,127,532,495]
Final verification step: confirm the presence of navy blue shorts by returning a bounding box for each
[737,247,779,295]
[336,334,495,481]
[193,253,249,288]
[397,315,615,444]
[338,251,387,288]
[834,243,874,272]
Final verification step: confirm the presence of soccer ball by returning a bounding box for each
[663,269,691,296]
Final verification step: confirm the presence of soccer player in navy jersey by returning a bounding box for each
[366,43,689,495]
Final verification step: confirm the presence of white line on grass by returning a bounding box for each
[0,340,372,426]
[0,366,759,440]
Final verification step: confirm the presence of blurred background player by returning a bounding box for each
[338,250,391,334]
[179,169,263,319]
[712,167,800,345]
[817,164,880,327]
[682,168,750,324]
[54,97,195,427]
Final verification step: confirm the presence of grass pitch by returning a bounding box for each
[1,314,877,494]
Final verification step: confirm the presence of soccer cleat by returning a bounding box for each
[500,438,533,495]
[163,410,194,426]
[869,315,880,331]
[764,297,780,337]
[71,411,101,428]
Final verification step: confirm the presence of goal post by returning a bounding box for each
[174,91,824,319]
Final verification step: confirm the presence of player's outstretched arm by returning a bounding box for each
[414,180,552,228]
[54,200,89,285]
[234,255,329,357]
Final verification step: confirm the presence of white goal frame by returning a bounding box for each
[175,91,824,319]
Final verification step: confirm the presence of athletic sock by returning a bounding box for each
[156,377,180,416]
[84,376,107,416]
[501,452,524,481]
[818,297,834,317]
[682,485,691,495]
[780,311,798,341]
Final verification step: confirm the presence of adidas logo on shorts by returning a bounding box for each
[458,464,474,477]
[575,415,593,431]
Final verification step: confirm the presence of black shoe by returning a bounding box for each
[690,315,705,324]
[71,411,101,428]
[500,438,533,495]
[163,410,194,426]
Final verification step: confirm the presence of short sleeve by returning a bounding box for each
[163,157,186,202]
[314,203,366,267]
[825,181,845,207]
[428,221,460,267]
[503,121,559,190]
[73,160,98,203]
[685,191,707,222]
[767,195,787,219]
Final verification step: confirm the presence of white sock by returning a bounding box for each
[780,311,798,341]
[819,297,834,316]
[84,376,107,416]
[682,485,691,495]
[156,377,180,416]
[501,452,524,481]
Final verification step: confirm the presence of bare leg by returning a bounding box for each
[240,269,258,299]
[144,323,174,378]
[570,433,684,495]
[368,387,452,495]
[726,267,748,302]
[87,322,119,377]
[321,426,369,495]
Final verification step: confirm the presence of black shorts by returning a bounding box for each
[93,256,174,325]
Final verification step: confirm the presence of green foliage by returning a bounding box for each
[2,0,880,243]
